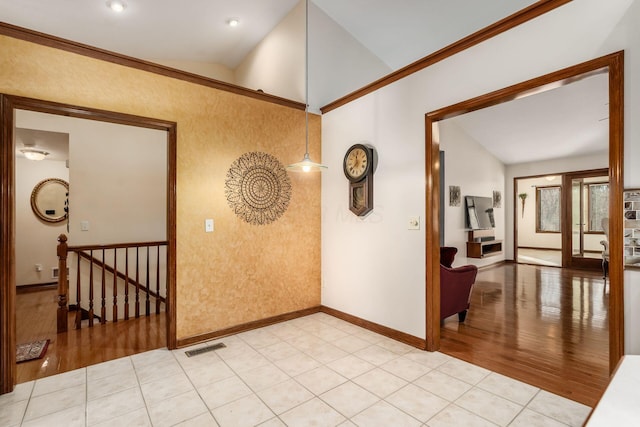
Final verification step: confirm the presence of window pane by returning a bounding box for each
[538,187,560,232]
[589,183,609,231]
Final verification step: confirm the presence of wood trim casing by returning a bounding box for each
[608,52,625,373]
[0,95,178,394]
[425,117,441,351]
[0,95,16,394]
[321,0,571,114]
[15,283,57,294]
[176,305,427,351]
[320,306,427,349]
[0,23,305,112]
[425,51,625,373]
[561,168,609,270]
[176,306,322,348]
[166,121,178,351]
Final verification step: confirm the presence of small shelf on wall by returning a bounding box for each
[623,189,640,268]
[467,229,502,259]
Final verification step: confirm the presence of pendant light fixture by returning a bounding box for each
[287,0,327,173]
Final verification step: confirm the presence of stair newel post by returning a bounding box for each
[56,234,69,333]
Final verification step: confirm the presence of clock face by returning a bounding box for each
[344,145,371,182]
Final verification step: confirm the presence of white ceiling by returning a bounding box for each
[447,73,610,165]
[313,0,536,69]
[0,1,616,165]
[0,0,536,100]
[15,129,69,161]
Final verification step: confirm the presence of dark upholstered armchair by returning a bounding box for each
[440,246,458,268]
[440,247,478,322]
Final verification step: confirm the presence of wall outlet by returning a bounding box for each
[80,220,90,231]
[35,263,43,272]
[205,219,214,233]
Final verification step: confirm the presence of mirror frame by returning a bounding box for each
[30,178,69,223]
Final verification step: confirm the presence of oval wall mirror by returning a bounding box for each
[30,178,69,223]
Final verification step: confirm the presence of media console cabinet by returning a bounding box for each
[466,229,502,258]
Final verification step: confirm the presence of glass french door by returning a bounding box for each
[563,170,609,269]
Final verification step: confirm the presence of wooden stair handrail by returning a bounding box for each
[56,234,168,333]
[75,251,166,303]
[67,240,167,251]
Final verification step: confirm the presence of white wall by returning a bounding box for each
[440,120,506,268]
[322,0,639,344]
[16,157,68,286]
[235,0,391,110]
[235,1,305,103]
[516,176,562,250]
[16,110,167,246]
[506,152,608,258]
[614,0,640,354]
[516,173,607,253]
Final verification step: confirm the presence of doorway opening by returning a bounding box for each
[425,51,624,384]
[514,169,609,270]
[1,95,177,394]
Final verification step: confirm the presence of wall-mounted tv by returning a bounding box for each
[465,196,495,230]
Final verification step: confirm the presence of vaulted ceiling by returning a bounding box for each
[1,0,629,164]
[0,0,536,107]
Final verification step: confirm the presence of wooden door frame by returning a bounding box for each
[0,95,177,394]
[513,173,564,265]
[425,51,624,373]
[562,169,610,269]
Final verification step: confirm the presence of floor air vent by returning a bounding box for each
[185,342,226,357]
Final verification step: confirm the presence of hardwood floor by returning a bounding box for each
[16,288,165,384]
[440,262,608,407]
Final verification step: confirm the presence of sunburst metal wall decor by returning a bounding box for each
[225,152,292,225]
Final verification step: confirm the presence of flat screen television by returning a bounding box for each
[465,196,495,229]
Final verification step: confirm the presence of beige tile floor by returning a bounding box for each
[1,313,591,426]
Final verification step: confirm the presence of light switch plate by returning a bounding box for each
[80,220,89,231]
[205,219,214,232]
[408,216,420,230]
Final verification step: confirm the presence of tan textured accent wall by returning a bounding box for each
[0,35,321,339]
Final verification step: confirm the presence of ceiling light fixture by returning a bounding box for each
[287,0,327,173]
[21,147,49,161]
[227,18,239,27]
[106,0,127,13]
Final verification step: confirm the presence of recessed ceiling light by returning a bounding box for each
[106,0,127,13]
[227,18,240,27]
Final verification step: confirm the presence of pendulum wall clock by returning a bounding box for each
[343,143,375,216]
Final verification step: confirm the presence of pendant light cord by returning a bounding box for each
[286,0,326,171]
[304,0,310,157]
